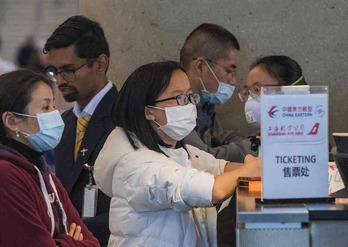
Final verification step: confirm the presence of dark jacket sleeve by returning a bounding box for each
[184,130,245,162]
[184,116,257,162]
[82,212,109,246]
[210,116,258,158]
[52,175,101,247]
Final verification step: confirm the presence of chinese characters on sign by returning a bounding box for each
[275,155,315,178]
[261,86,328,199]
[283,166,310,177]
[267,124,305,136]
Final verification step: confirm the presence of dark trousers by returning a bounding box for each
[217,191,236,247]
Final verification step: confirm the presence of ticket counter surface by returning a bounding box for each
[236,187,348,247]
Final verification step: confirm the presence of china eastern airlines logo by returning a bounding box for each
[268,106,279,118]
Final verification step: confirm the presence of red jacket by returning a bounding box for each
[0,150,100,247]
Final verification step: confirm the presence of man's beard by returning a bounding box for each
[63,91,78,102]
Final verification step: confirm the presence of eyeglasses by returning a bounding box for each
[192,58,237,78]
[45,57,96,82]
[238,84,262,102]
[155,93,200,106]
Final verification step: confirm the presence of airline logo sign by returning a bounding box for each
[308,123,320,135]
[267,105,325,119]
[261,90,328,199]
[264,101,326,139]
[266,122,320,137]
[268,106,279,118]
[315,105,325,117]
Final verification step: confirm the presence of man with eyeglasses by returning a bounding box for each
[44,15,118,247]
[180,23,253,164]
[180,23,256,247]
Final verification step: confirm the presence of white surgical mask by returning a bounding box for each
[244,95,261,129]
[148,104,197,141]
[13,110,65,152]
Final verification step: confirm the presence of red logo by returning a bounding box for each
[268,106,279,118]
[308,123,319,135]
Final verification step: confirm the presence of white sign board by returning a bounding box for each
[261,86,329,199]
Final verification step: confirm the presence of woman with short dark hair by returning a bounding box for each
[239,55,308,129]
[0,69,99,246]
[238,55,308,153]
[94,61,260,247]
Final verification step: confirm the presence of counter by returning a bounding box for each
[236,187,348,247]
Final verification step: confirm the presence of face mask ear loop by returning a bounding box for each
[204,60,220,84]
[199,77,208,91]
[147,105,165,111]
[146,106,164,129]
[153,120,162,128]
[11,112,37,118]
[18,130,31,137]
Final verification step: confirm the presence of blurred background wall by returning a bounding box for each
[0,0,79,62]
[0,0,79,110]
[1,0,347,143]
[81,0,348,143]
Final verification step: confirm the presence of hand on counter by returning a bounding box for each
[213,155,262,204]
[244,154,262,178]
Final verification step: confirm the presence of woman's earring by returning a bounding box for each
[15,128,20,138]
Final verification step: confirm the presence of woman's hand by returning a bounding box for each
[69,222,83,241]
[212,155,262,204]
[244,154,262,178]
[224,154,262,177]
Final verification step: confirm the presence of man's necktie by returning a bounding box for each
[75,116,91,160]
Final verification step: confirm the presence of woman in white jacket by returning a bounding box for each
[94,61,261,247]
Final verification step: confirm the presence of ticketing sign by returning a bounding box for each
[261,86,329,199]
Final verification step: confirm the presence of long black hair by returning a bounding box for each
[251,55,307,86]
[113,61,186,154]
[0,69,52,142]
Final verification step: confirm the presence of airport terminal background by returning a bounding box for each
[0,0,347,144]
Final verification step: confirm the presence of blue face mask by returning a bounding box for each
[13,110,65,152]
[200,60,235,105]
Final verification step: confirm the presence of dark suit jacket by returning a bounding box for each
[55,85,118,247]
